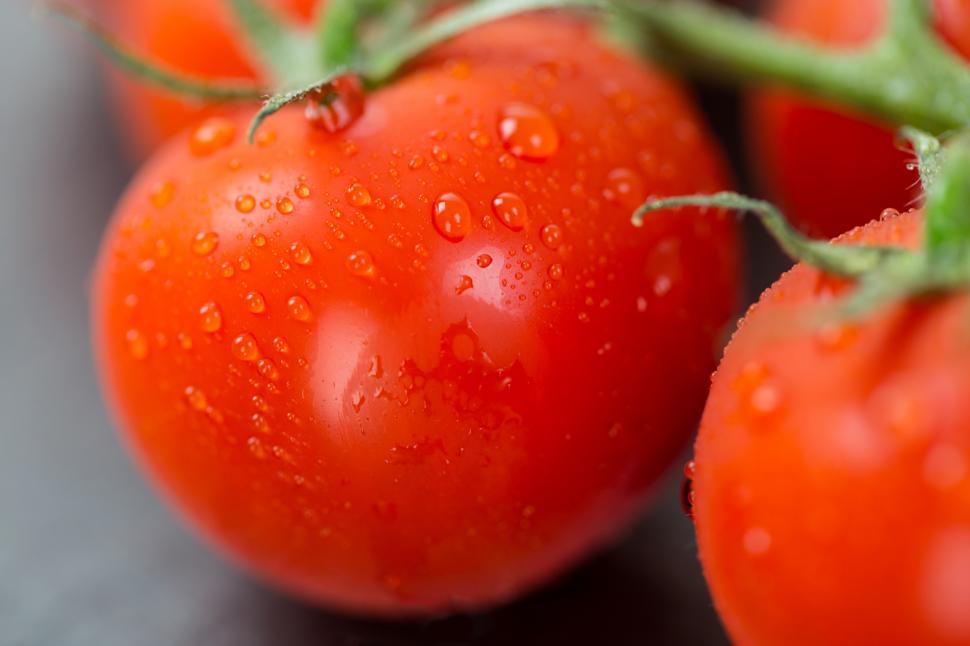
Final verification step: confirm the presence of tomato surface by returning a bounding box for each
[694,209,970,645]
[92,15,739,614]
[102,0,317,158]
[748,0,970,238]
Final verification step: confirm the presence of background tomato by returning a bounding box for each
[748,0,970,238]
[102,0,317,158]
[694,209,970,645]
[92,14,738,614]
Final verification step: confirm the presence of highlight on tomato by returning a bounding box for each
[85,0,740,615]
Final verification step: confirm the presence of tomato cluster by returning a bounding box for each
[83,0,970,641]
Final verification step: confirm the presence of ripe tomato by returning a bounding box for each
[748,0,970,238]
[92,15,739,614]
[102,0,317,157]
[693,209,970,644]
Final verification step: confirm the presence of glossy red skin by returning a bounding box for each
[92,16,739,615]
[748,0,970,238]
[696,209,970,645]
[102,0,317,158]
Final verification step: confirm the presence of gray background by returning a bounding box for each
[1,1,776,643]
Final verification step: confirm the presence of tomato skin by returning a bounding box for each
[695,209,970,645]
[93,15,739,614]
[102,0,316,158]
[748,0,970,238]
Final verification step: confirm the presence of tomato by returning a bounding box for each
[747,0,970,238]
[693,208,970,645]
[102,0,317,157]
[92,15,739,614]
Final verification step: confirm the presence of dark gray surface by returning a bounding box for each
[0,2,767,644]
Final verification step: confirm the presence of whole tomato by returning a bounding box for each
[92,15,739,614]
[693,209,970,645]
[103,0,317,157]
[748,0,970,238]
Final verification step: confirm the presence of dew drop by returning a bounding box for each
[289,241,313,265]
[248,436,267,459]
[346,182,373,207]
[189,117,236,157]
[295,183,311,199]
[287,295,311,322]
[498,103,559,161]
[346,249,376,277]
[432,193,473,242]
[257,357,280,381]
[603,167,645,208]
[185,386,208,411]
[231,332,260,362]
[235,194,256,213]
[219,261,234,279]
[149,181,175,208]
[276,196,295,215]
[191,231,219,256]
[540,224,563,250]
[126,329,149,360]
[477,254,493,268]
[199,301,223,333]
[547,263,563,281]
[491,192,528,231]
[252,233,267,247]
[456,275,474,294]
[245,290,266,314]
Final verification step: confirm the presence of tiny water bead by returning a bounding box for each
[149,181,175,208]
[245,291,266,314]
[295,183,311,199]
[289,242,313,265]
[477,254,493,268]
[235,194,256,213]
[456,275,474,294]
[191,231,219,256]
[548,263,564,281]
[126,329,149,360]
[276,197,295,215]
[491,192,528,231]
[346,182,373,207]
[252,233,267,247]
[603,167,645,208]
[231,333,261,362]
[346,250,376,277]
[497,103,559,161]
[287,295,312,322]
[432,193,473,242]
[199,301,223,333]
[184,386,208,411]
[189,117,236,157]
[540,224,564,250]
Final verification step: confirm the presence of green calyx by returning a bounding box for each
[47,0,607,143]
[634,129,970,316]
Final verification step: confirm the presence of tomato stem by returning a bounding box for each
[44,1,265,101]
[227,0,321,88]
[624,0,970,133]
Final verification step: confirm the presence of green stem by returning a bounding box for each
[924,134,970,257]
[621,0,970,133]
[316,0,366,69]
[44,1,264,100]
[634,192,905,278]
[227,0,320,88]
[363,0,608,84]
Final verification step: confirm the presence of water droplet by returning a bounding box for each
[189,117,236,157]
[346,249,376,277]
[455,275,474,294]
[477,254,493,268]
[816,322,858,351]
[287,295,311,321]
[295,183,311,199]
[547,263,563,280]
[235,194,256,213]
[149,181,175,208]
[257,357,280,381]
[408,154,425,170]
[219,261,234,278]
[491,192,528,231]
[432,193,473,242]
[248,436,267,459]
[191,231,219,256]
[276,196,294,215]
[346,182,373,207]
[304,76,365,133]
[245,291,266,314]
[743,527,772,555]
[352,390,366,413]
[185,386,208,411]
[177,333,193,350]
[231,332,260,361]
[432,145,449,162]
[272,336,291,354]
[126,329,149,360]
[199,301,223,333]
[603,167,645,208]
[540,224,563,250]
[497,103,559,161]
[289,241,313,265]
[681,460,696,519]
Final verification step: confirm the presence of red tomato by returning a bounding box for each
[102,0,317,157]
[748,0,970,238]
[92,15,739,614]
[693,209,970,645]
